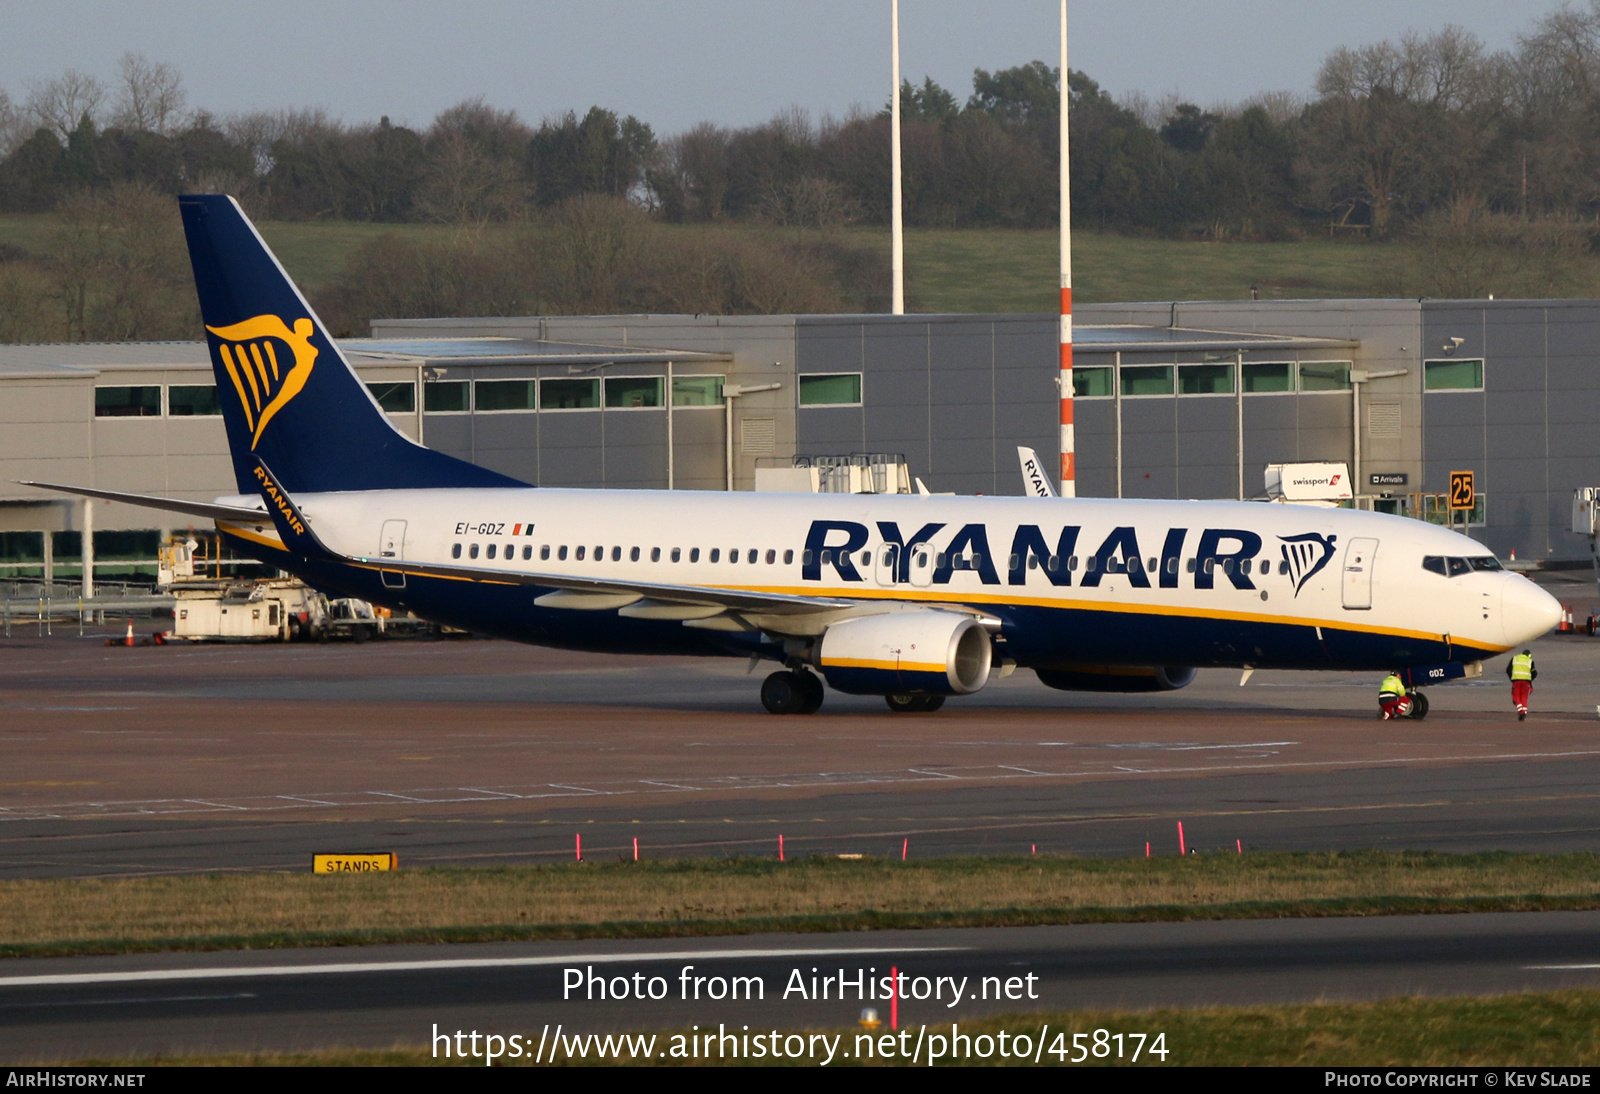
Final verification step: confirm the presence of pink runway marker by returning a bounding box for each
[1237,839,1242,855]
[1145,842,1150,858]
[779,834,785,862]
[633,837,639,862]
[902,838,908,861]
[890,966,899,1031]
[1177,821,1186,856]
[576,833,581,863]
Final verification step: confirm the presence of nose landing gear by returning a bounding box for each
[761,669,825,714]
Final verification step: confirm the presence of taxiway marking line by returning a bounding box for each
[0,946,964,989]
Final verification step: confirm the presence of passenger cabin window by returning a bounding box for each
[612,546,622,561]
[558,545,568,560]
[671,548,681,562]
[783,550,793,565]
[452,544,462,559]
[765,550,775,564]
[710,549,720,563]
[650,547,659,562]
[690,548,700,563]
[469,544,480,559]
[576,546,586,561]
[541,545,551,560]
[487,544,497,560]
[522,545,532,560]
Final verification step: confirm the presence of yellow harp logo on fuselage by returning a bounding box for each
[205,315,318,450]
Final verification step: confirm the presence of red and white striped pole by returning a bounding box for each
[1058,0,1076,497]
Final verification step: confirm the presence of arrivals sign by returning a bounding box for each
[1369,473,1408,487]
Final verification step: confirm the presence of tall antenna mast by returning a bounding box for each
[1058,0,1075,496]
[890,0,905,315]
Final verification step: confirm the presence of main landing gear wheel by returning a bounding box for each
[885,693,946,713]
[762,670,825,715]
[798,671,825,714]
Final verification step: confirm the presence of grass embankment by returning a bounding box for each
[0,213,1396,308]
[5,851,1599,959]
[79,993,1600,1067]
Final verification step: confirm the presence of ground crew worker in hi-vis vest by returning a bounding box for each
[1379,671,1407,720]
[1507,649,1537,721]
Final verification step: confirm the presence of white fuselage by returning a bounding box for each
[216,487,1560,672]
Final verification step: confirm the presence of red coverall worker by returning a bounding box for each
[1379,672,1407,720]
[1507,650,1536,721]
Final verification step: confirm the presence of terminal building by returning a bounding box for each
[2,297,1596,584]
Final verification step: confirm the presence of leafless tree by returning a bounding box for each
[24,70,106,142]
[413,131,525,224]
[0,87,28,157]
[110,53,187,134]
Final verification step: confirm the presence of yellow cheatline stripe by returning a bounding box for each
[195,546,1508,658]
[704,581,1505,655]
[215,521,284,551]
[821,657,947,673]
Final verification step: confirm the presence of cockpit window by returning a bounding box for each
[1446,557,1471,577]
[1467,556,1502,572]
[1422,556,1447,576]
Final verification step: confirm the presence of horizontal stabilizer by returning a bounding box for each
[17,481,267,523]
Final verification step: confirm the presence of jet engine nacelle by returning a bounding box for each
[1034,665,1197,693]
[816,610,992,696]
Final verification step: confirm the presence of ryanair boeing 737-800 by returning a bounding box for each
[25,196,1561,714]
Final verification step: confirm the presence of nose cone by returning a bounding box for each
[1502,577,1562,646]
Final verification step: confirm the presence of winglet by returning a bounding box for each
[250,458,336,561]
[1017,447,1058,498]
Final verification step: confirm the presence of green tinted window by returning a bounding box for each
[1424,359,1483,391]
[94,386,160,417]
[604,377,663,408]
[1120,366,1173,396]
[367,382,415,412]
[1242,362,1293,393]
[1072,367,1112,397]
[475,380,537,411]
[1178,363,1233,395]
[1299,362,1351,391]
[167,385,220,416]
[424,381,469,412]
[799,374,862,406]
[539,378,598,410]
[672,375,724,406]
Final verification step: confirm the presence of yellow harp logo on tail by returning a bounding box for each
[205,315,318,450]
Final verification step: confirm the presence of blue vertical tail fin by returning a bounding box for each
[178,194,525,494]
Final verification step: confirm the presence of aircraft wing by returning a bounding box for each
[1017,447,1057,498]
[17,480,268,523]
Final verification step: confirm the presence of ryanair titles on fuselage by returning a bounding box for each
[800,519,1337,597]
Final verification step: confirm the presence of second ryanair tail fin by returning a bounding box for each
[178,194,525,494]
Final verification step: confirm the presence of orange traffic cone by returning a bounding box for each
[1558,604,1574,633]
[124,619,134,647]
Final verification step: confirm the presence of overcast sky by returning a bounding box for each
[0,1,1558,134]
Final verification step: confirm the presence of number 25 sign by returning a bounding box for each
[1449,470,1475,511]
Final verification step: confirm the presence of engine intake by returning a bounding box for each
[1034,665,1197,693]
[817,611,992,696]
